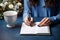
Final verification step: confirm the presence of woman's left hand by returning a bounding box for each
[38,17,51,26]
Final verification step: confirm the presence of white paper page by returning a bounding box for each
[35,26,50,34]
[20,23,37,34]
[20,22,50,35]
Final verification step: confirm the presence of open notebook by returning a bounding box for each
[20,22,50,35]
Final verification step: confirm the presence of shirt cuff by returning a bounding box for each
[48,16,57,22]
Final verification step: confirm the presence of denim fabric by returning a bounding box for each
[23,0,60,22]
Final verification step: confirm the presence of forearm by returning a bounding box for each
[49,12,60,22]
[23,0,29,21]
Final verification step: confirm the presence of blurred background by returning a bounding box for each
[0,0,24,20]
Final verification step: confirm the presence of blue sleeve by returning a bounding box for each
[23,0,29,21]
[49,12,60,22]
[50,4,60,22]
[49,2,60,22]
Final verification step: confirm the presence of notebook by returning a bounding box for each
[20,22,50,35]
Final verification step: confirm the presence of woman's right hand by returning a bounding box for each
[24,17,34,26]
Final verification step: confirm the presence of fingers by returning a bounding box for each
[46,19,51,25]
[24,17,34,26]
[41,20,50,26]
[38,17,51,26]
[39,17,47,25]
[25,19,31,26]
[41,18,49,25]
[24,17,30,26]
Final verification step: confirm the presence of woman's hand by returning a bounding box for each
[38,17,51,26]
[24,17,34,26]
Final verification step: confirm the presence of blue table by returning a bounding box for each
[0,16,60,40]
